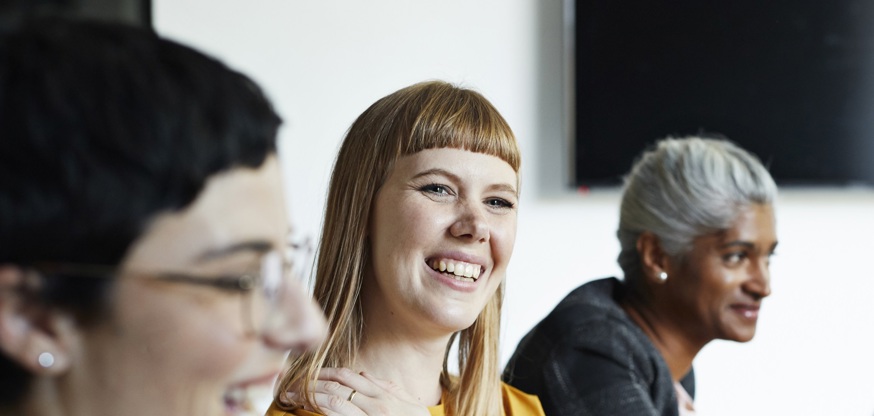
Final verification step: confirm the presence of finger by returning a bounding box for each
[308,391,367,416]
[314,372,432,416]
[315,381,432,416]
[317,367,383,398]
[284,385,359,413]
[311,373,398,416]
[310,380,360,402]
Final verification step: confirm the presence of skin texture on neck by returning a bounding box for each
[621,295,704,382]
[356,292,448,407]
[355,270,448,408]
[12,378,64,416]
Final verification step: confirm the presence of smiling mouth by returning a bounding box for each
[428,258,484,282]
[730,304,761,320]
[223,387,253,415]
[224,374,277,415]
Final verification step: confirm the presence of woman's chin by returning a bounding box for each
[721,326,758,343]
[424,309,483,334]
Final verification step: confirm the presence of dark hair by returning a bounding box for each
[0,18,281,404]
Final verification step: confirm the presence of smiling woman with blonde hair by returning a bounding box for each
[268,81,544,416]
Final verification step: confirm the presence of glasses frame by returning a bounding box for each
[25,237,313,336]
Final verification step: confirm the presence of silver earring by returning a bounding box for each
[658,271,668,282]
[38,352,55,368]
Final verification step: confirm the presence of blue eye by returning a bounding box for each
[486,198,514,209]
[420,184,451,195]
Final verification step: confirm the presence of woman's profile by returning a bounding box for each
[0,19,326,416]
[504,136,778,416]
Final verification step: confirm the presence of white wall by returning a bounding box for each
[155,2,874,414]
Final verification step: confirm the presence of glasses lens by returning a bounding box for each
[251,237,314,335]
[260,251,283,299]
[287,235,314,283]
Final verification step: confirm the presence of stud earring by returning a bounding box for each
[658,271,668,282]
[38,352,54,368]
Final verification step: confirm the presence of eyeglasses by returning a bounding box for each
[28,237,314,336]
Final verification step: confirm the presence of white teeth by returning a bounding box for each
[225,387,245,404]
[429,258,484,281]
[225,384,273,415]
[224,387,253,413]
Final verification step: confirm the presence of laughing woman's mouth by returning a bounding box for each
[428,258,484,282]
[224,379,275,416]
[223,386,251,415]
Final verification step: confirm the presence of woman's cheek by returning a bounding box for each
[492,216,518,264]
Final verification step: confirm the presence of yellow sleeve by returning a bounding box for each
[264,399,322,416]
[428,402,445,416]
[501,382,546,416]
[265,398,444,416]
[266,386,542,416]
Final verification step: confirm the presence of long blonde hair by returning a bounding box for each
[276,81,520,415]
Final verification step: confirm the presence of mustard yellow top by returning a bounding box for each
[266,382,544,416]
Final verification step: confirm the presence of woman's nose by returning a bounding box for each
[262,279,326,352]
[745,260,772,300]
[448,201,489,243]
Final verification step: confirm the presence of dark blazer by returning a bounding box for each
[503,277,694,416]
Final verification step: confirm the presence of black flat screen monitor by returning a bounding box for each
[571,0,874,186]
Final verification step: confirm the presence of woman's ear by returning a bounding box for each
[636,232,671,285]
[0,265,76,376]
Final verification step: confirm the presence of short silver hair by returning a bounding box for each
[617,136,778,287]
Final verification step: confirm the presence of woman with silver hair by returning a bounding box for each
[503,136,778,416]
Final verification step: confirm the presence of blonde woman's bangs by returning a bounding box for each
[398,83,520,172]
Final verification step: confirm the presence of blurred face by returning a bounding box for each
[365,148,519,336]
[75,156,325,416]
[666,203,777,344]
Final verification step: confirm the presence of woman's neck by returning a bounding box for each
[621,295,707,382]
[355,325,449,407]
[355,306,450,407]
[13,377,80,416]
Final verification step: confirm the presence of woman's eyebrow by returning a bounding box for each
[487,183,518,197]
[719,241,755,250]
[410,168,459,182]
[196,240,273,262]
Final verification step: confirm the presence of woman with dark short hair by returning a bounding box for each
[0,19,325,416]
